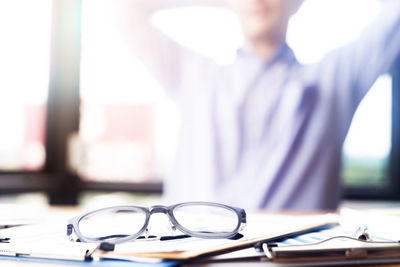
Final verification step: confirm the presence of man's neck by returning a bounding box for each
[250,34,286,61]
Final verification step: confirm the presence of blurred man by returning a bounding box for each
[130,0,400,210]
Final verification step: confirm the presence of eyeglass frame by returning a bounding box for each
[67,201,247,244]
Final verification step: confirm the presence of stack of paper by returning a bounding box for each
[93,213,339,261]
[0,213,339,264]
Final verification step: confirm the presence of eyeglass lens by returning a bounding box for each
[78,207,147,241]
[172,204,239,235]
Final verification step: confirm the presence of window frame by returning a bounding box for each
[0,0,162,204]
[0,0,82,204]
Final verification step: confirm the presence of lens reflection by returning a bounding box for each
[172,204,238,236]
[78,207,146,241]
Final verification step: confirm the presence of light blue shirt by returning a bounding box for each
[154,1,400,210]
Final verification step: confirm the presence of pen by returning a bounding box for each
[0,238,10,243]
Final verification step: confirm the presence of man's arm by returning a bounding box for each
[120,0,223,93]
[311,0,400,140]
[317,0,400,106]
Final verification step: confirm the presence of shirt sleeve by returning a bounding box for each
[316,0,400,107]
[132,16,217,100]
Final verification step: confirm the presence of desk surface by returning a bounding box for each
[2,259,400,267]
[1,204,400,267]
[0,261,67,267]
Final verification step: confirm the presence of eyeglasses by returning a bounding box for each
[67,202,247,244]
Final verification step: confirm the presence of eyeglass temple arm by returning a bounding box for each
[240,209,247,223]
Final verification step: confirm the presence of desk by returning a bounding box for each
[2,258,400,267]
[0,261,67,267]
[1,205,400,267]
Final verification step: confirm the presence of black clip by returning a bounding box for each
[99,242,115,252]
[0,238,10,243]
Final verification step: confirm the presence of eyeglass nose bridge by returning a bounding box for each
[149,205,169,215]
[148,205,177,233]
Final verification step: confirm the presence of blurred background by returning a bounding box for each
[0,0,398,207]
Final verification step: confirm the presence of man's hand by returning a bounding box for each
[108,0,225,94]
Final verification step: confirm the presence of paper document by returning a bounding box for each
[0,212,338,262]
[0,221,97,261]
[0,204,48,228]
[94,213,339,260]
[340,202,400,241]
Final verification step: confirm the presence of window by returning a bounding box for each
[342,76,391,187]
[78,0,163,182]
[0,0,51,171]
[0,0,82,204]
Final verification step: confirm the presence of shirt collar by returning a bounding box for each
[237,41,296,65]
